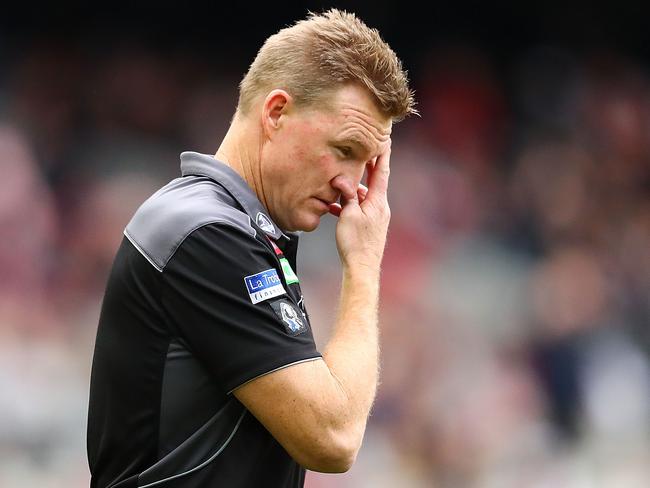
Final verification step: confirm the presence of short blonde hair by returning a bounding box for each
[238,9,416,121]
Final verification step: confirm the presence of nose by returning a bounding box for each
[330,175,355,200]
[330,163,366,200]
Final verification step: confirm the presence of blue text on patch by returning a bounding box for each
[244,268,286,304]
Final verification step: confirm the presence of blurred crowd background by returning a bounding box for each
[1,3,649,487]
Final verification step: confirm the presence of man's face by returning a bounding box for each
[259,83,392,232]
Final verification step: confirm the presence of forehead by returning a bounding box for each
[311,84,392,153]
[330,85,392,132]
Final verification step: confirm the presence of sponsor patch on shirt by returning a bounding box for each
[280,257,299,285]
[270,298,308,336]
[244,268,286,304]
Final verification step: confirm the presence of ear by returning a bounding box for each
[261,89,293,139]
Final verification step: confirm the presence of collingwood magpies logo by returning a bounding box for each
[280,301,303,333]
[256,212,275,234]
[270,299,308,336]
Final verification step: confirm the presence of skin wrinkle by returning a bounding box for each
[341,107,392,139]
[256,129,271,216]
[236,138,270,216]
[336,106,391,161]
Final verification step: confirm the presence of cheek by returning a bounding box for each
[283,138,315,174]
[317,153,338,178]
[291,145,309,166]
[290,124,330,165]
[289,146,332,181]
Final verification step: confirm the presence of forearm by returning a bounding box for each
[322,265,381,441]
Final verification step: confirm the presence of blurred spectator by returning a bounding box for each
[0,125,57,314]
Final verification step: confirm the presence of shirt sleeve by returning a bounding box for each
[161,222,321,393]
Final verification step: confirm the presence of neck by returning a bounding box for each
[215,113,268,209]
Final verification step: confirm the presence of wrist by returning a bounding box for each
[340,249,383,273]
[342,263,381,289]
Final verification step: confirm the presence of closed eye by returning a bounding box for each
[337,146,353,158]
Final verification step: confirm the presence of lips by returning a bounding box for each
[315,197,332,206]
[314,194,339,206]
[314,196,341,215]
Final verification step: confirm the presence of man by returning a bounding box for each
[87,9,415,488]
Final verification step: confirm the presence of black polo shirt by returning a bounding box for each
[87,152,322,488]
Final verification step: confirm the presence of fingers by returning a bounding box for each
[358,183,368,203]
[365,139,391,201]
[329,184,368,217]
[328,203,342,217]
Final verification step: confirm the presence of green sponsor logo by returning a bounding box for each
[280,257,299,285]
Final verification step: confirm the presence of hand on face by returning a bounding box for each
[326,183,367,217]
[330,140,392,271]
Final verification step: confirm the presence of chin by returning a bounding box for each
[291,213,321,232]
[300,221,320,232]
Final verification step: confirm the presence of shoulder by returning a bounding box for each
[124,175,258,271]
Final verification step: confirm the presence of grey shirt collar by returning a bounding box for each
[179,151,288,241]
